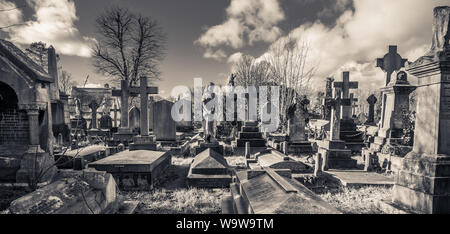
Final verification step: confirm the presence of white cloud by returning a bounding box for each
[196,0,285,59]
[203,48,227,61]
[260,0,449,91]
[227,52,244,64]
[1,0,94,57]
[0,0,23,27]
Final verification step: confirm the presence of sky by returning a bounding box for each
[0,0,448,97]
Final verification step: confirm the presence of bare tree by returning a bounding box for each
[263,34,317,130]
[92,6,167,86]
[232,55,272,87]
[59,70,77,95]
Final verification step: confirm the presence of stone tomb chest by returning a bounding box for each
[222,168,340,214]
[88,150,171,190]
[256,150,312,173]
[187,148,232,188]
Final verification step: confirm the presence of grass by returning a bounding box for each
[318,185,392,214]
[121,188,227,214]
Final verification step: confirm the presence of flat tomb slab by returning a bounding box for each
[235,169,341,214]
[325,170,394,186]
[88,150,171,173]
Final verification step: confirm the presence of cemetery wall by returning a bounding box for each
[0,109,29,146]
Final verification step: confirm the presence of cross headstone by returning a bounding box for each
[112,76,158,134]
[333,72,358,120]
[376,45,407,86]
[323,89,351,140]
[88,100,100,129]
[366,94,377,125]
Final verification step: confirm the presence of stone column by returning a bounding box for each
[149,96,154,130]
[120,80,129,130]
[392,6,450,214]
[26,108,42,152]
[140,76,149,136]
[16,103,56,183]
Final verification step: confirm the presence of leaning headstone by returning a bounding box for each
[391,6,450,214]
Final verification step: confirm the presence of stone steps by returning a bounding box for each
[236,139,267,147]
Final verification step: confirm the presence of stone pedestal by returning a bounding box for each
[317,140,355,169]
[392,6,450,214]
[129,135,157,151]
[16,146,56,184]
[287,141,313,154]
[393,153,450,213]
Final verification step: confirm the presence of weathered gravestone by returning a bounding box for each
[129,106,140,133]
[366,94,378,125]
[377,45,408,86]
[88,100,100,129]
[286,96,313,154]
[8,169,117,214]
[372,71,416,151]
[153,99,176,142]
[390,6,450,214]
[321,77,334,121]
[99,114,113,130]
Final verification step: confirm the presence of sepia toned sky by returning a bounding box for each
[0,0,448,97]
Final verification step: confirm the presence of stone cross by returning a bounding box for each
[349,93,358,117]
[376,45,407,86]
[366,94,377,124]
[324,89,351,140]
[88,100,100,129]
[333,72,358,120]
[112,76,158,134]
